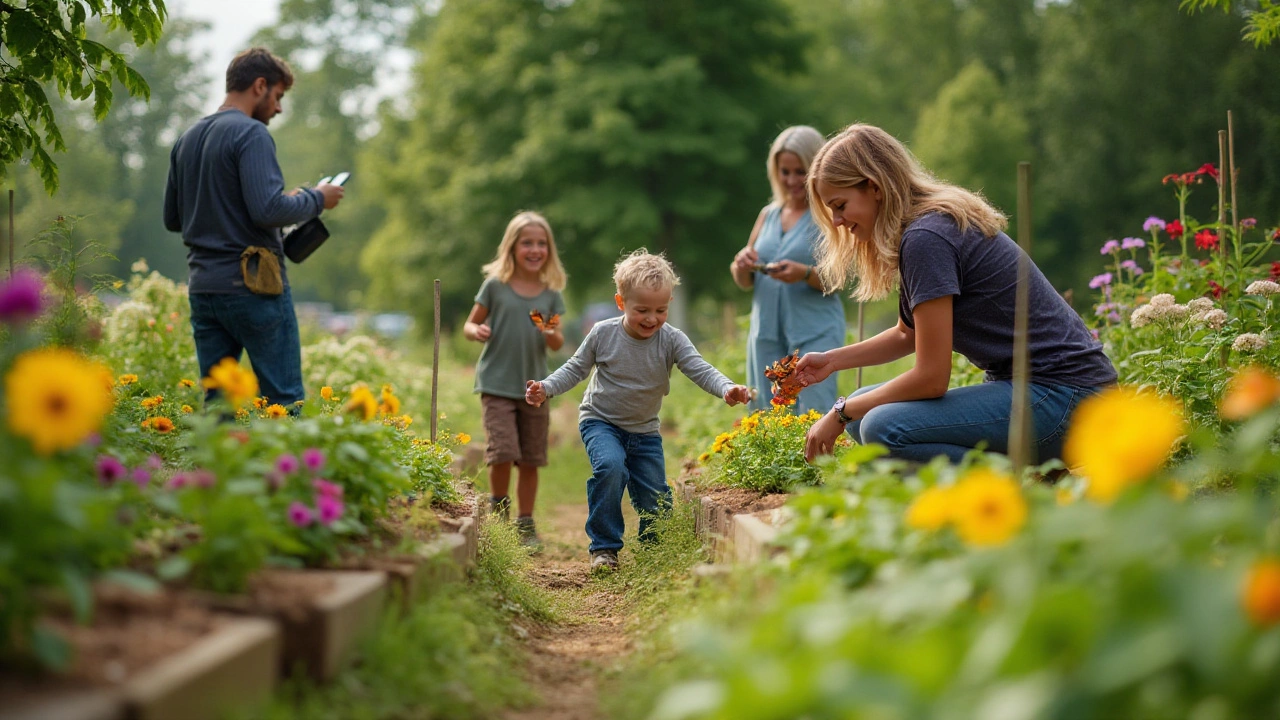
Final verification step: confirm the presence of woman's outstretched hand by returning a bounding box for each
[804,410,846,462]
[793,351,833,387]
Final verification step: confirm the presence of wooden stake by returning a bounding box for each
[1009,162,1033,474]
[7,189,13,277]
[855,301,865,390]
[1218,130,1228,266]
[431,279,441,443]
[1227,111,1239,237]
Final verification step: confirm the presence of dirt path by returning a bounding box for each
[504,502,632,720]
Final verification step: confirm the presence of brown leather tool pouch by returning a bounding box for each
[240,247,284,296]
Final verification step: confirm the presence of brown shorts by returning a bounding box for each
[480,393,551,467]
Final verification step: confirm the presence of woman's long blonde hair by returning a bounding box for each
[808,124,1007,302]
[481,211,567,291]
[766,125,825,207]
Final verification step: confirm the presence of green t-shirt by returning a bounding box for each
[473,277,567,399]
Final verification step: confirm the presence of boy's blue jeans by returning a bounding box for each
[844,380,1102,464]
[580,419,670,554]
[189,289,305,407]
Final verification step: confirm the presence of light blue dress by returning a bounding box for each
[746,205,847,414]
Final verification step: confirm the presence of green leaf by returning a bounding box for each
[5,10,46,58]
[31,626,72,671]
[157,555,193,581]
[101,569,161,595]
[60,566,94,624]
[92,78,113,121]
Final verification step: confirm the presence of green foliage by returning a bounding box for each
[23,216,117,348]
[97,261,198,385]
[0,0,165,193]
[698,406,828,494]
[476,517,556,622]
[1182,0,1280,47]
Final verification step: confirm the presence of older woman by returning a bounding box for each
[731,126,846,414]
[797,124,1116,464]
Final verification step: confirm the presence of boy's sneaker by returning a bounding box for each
[515,516,542,550]
[490,495,510,523]
[590,550,619,571]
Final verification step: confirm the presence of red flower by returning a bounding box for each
[1209,280,1225,299]
[1270,261,1280,281]
[1167,219,1184,238]
[1195,229,1219,251]
[1197,163,1220,181]
[1273,228,1280,242]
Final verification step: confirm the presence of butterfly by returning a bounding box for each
[529,309,562,332]
[763,350,802,406]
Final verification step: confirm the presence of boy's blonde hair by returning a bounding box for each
[766,125,825,207]
[613,249,680,298]
[808,123,1007,302]
[481,211,568,291]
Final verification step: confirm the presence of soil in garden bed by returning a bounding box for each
[699,486,790,518]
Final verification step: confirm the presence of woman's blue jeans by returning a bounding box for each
[580,419,670,553]
[844,381,1101,464]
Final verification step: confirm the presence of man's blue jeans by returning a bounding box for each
[580,419,670,553]
[844,380,1102,464]
[189,289,304,407]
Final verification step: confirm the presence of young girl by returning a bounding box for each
[464,211,567,547]
[797,124,1116,464]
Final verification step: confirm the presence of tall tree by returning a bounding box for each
[0,0,166,192]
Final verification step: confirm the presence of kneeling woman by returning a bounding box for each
[798,124,1116,464]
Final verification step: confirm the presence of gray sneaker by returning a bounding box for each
[590,550,619,571]
[515,516,542,550]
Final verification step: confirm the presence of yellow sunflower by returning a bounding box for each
[118,373,138,386]
[182,405,194,414]
[1243,559,1280,627]
[201,357,259,407]
[179,378,196,389]
[264,403,288,419]
[456,432,471,445]
[1220,366,1280,421]
[344,385,378,421]
[379,384,401,417]
[320,386,336,401]
[1063,386,1184,503]
[6,348,114,455]
[950,469,1027,548]
[904,485,954,531]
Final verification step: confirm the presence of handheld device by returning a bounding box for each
[317,172,351,187]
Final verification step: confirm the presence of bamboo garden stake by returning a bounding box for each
[1008,161,1033,474]
[431,279,441,443]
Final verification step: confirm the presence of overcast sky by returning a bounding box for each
[172,0,281,109]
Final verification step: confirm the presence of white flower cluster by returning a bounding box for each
[1232,333,1268,352]
[1130,294,1189,328]
[1186,297,1228,330]
[1245,280,1280,296]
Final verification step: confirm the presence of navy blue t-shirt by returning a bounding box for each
[897,212,1116,388]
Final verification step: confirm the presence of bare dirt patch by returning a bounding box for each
[700,486,790,516]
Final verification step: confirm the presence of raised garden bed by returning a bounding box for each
[672,469,788,563]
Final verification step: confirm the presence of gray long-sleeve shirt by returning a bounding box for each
[541,317,735,434]
[164,109,324,294]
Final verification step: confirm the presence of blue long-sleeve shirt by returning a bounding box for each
[164,109,323,294]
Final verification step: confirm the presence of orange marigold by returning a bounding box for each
[1243,559,1280,626]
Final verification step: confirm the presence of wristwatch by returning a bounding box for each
[832,395,853,425]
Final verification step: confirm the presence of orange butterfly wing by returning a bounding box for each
[763,350,802,406]
[529,309,546,330]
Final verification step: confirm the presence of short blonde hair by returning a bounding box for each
[480,211,568,291]
[613,249,680,299]
[808,123,1007,302]
[766,125,825,207]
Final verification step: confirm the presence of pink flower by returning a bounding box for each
[276,454,299,474]
[1121,237,1145,250]
[1100,239,1121,255]
[191,469,217,488]
[0,268,46,324]
[145,454,164,471]
[316,495,344,526]
[302,447,325,472]
[1089,273,1113,289]
[1120,259,1144,276]
[1242,218,1257,229]
[1143,217,1166,232]
[312,478,343,498]
[288,501,314,527]
[95,456,127,486]
[130,468,152,489]
[167,473,190,490]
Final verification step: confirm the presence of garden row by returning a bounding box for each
[0,263,478,718]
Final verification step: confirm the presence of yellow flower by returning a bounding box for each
[201,358,259,407]
[950,469,1027,548]
[456,432,471,445]
[1063,387,1185,503]
[264,403,288,419]
[234,407,249,420]
[320,386,335,401]
[179,378,195,389]
[252,396,267,410]
[1220,366,1280,420]
[146,416,175,433]
[711,431,735,454]
[344,385,378,421]
[118,374,138,386]
[1243,559,1280,627]
[698,452,712,464]
[140,395,164,410]
[905,485,953,531]
[378,384,401,417]
[438,411,447,420]
[182,405,194,414]
[6,348,114,455]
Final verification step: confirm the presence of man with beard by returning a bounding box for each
[164,47,343,409]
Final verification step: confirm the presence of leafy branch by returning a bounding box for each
[1180,0,1280,47]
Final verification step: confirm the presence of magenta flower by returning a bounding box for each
[167,473,190,490]
[287,501,314,527]
[1143,217,1166,233]
[192,469,217,488]
[316,495,344,526]
[1242,218,1257,229]
[1089,273,1113,289]
[0,268,46,324]
[1090,329,1101,340]
[1121,237,1145,250]
[145,454,164,471]
[302,447,325,472]
[1119,259,1144,276]
[95,455,128,486]
[312,478,343,498]
[1100,240,1121,255]
[131,468,152,489]
[276,453,300,475]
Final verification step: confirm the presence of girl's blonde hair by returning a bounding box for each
[481,211,567,291]
[766,125,825,207]
[808,123,1007,302]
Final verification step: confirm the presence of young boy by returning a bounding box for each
[526,250,751,570]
